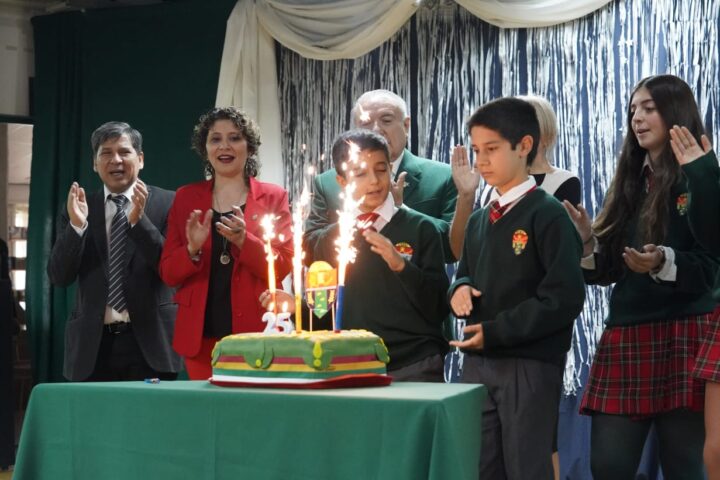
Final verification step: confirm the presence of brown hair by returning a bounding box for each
[593,75,705,272]
[191,107,261,179]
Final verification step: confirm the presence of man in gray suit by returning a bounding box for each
[304,89,457,263]
[47,122,181,381]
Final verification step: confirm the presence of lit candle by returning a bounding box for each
[292,183,311,332]
[260,214,277,315]
[334,141,362,331]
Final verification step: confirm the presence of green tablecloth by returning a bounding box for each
[13,381,485,480]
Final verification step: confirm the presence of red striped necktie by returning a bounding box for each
[357,212,380,232]
[488,201,508,224]
[488,185,537,224]
[643,165,654,193]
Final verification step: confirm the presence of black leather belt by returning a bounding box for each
[105,322,131,334]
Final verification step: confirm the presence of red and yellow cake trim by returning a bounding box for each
[210,329,390,385]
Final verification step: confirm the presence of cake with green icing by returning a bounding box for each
[210,329,391,386]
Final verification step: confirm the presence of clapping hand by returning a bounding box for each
[449,323,485,351]
[623,244,664,274]
[563,201,594,256]
[449,284,482,318]
[67,182,88,229]
[185,209,213,256]
[128,178,148,225]
[216,205,247,249]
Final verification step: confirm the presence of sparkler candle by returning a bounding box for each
[260,214,278,315]
[334,142,362,330]
[292,182,311,332]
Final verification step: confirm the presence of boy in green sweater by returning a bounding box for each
[311,129,450,381]
[449,97,585,479]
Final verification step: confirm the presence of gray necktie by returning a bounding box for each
[107,195,129,313]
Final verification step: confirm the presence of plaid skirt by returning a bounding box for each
[580,312,714,417]
[693,305,720,383]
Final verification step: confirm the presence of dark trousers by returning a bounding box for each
[86,326,177,382]
[461,354,563,480]
[591,410,705,480]
[388,353,445,382]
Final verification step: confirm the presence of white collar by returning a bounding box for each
[391,152,403,178]
[104,181,136,203]
[641,155,654,174]
[496,176,536,207]
[352,192,396,221]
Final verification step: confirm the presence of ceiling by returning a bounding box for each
[0,0,165,14]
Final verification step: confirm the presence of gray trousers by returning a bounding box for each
[461,354,563,480]
[389,353,445,382]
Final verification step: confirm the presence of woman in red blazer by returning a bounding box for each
[160,107,292,379]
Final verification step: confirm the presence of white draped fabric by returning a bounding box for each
[455,0,613,28]
[257,0,419,60]
[216,0,613,184]
[215,1,283,183]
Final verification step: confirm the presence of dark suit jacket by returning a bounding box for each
[159,177,293,358]
[304,149,457,262]
[47,185,182,381]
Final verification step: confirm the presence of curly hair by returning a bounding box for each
[191,107,261,179]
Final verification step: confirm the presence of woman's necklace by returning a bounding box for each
[219,240,231,265]
[212,190,232,266]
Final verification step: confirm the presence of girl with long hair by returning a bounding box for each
[564,74,719,479]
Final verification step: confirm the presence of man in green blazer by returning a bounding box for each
[304,89,457,263]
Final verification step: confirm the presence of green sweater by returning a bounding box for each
[449,189,585,365]
[586,170,720,323]
[682,151,720,301]
[313,208,450,370]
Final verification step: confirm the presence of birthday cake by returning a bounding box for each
[209,329,391,388]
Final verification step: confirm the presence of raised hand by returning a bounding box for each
[669,125,712,165]
[67,182,88,228]
[391,171,407,207]
[185,209,213,256]
[128,178,148,225]
[362,229,405,272]
[451,145,480,197]
[449,284,482,318]
[623,244,664,274]
[216,205,247,249]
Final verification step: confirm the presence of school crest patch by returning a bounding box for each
[512,230,529,255]
[676,193,688,216]
[395,242,414,260]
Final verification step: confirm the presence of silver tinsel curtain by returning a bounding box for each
[277,0,720,393]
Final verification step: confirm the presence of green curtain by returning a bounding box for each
[27,0,237,383]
